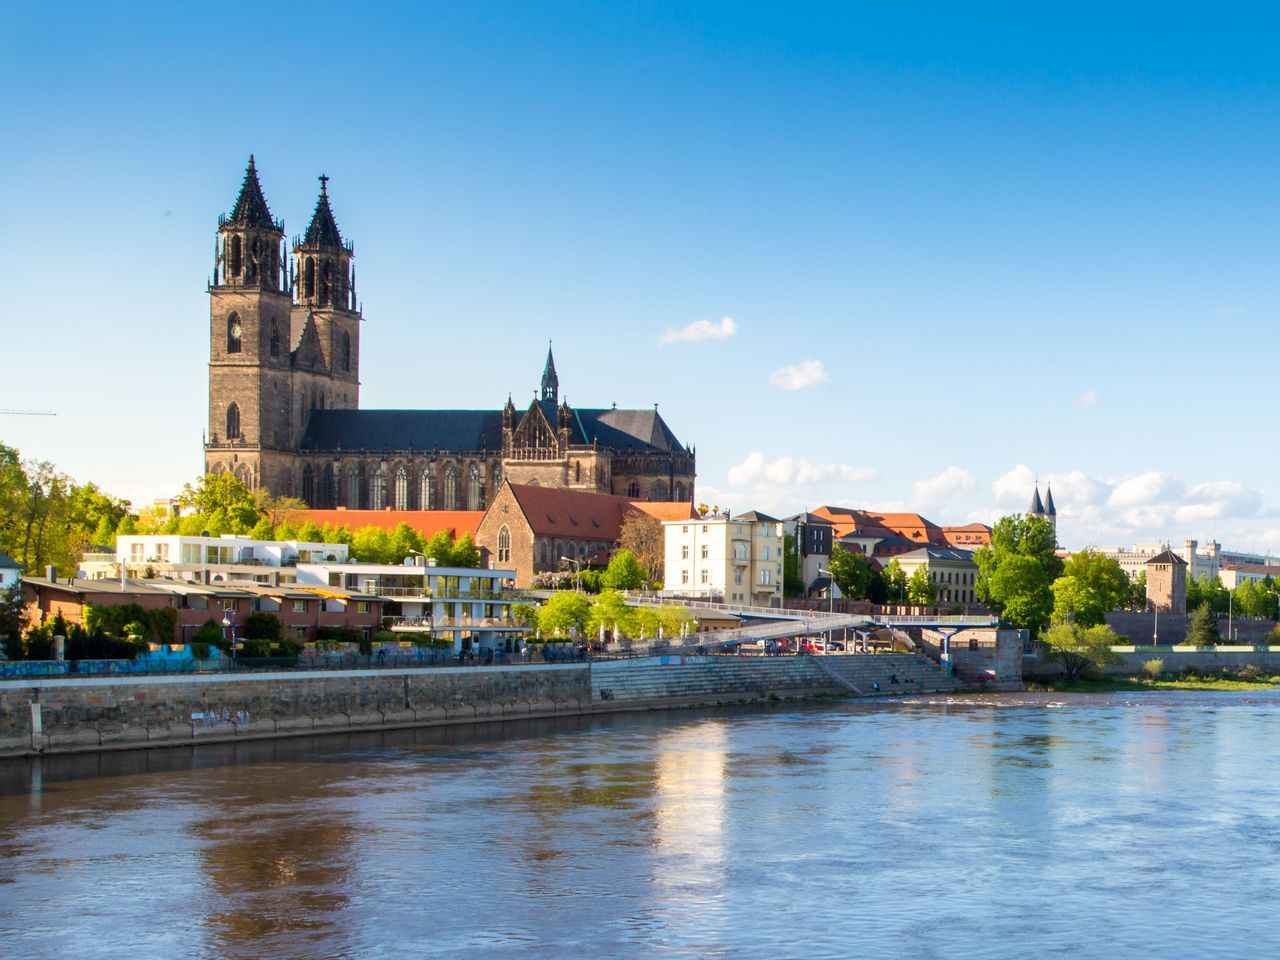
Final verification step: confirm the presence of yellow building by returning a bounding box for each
[662,511,784,607]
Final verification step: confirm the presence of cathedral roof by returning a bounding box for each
[303,175,344,247]
[300,410,505,453]
[1029,486,1045,515]
[226,155,277,229]
[1044,485,1057,516]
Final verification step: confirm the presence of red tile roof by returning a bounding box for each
[507,485,643,540]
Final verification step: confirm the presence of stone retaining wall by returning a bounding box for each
[1025,645,1280,678]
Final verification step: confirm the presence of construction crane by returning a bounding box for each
[0,410,56,416]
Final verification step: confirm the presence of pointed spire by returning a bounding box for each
[226,154,277,229]
[540,341,559,403]
[1029,484,1045,516]
[1044,484,1057,516]
[303,173,343,247]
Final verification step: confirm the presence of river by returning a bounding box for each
[1,691,1278,959]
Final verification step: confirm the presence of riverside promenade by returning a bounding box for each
[0,652,968,758]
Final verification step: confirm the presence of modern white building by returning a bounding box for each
[82,534,350,584]
[894,547,979,605]
[297,558,522,654]
[662,511,784,606]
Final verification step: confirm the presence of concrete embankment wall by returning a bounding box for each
[1025,645,1280,678]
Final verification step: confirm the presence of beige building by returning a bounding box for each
[662,511,784,607]
[894,547,979,605]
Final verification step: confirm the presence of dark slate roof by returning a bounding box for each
[227,155,277,229]
[735,510,779,523]
[787,511,834,525]
[1044,485,1057,516]
[1029,486,1045,515]
[541,345,558,398]
[303,177,343,247]
[302,405,685,456]
[899,546,975,562]
[1146,549,1187,566]
[0,548,19,569]
[300,410,505,452]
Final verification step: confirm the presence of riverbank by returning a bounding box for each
[1026,674,1280,693]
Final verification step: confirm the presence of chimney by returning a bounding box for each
[45,565,56,582]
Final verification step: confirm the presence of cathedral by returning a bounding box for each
[204,157,696,511]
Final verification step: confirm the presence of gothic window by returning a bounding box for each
[226,313,242,353]
[421,469,436,510]
[323,465,336,507]
[467,464,483,510]
[626,481,640,498]
[226,402,241,440]
[342,331,351,372]
[228,235,242,278]
[304,257,316,299]
[394,467,409,511]
[347,468,362,509]
[247,237,260,284]
[270,319,281,357]
[444,465,459,510]
[321,260,333,305]
[498,526,511,563]
[371,467,387,510]
[301,466,315,504]
[575,462,581,483]
[674,482,687,502]
[650,480,668,501]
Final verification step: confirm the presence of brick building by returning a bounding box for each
[204,158,695,511]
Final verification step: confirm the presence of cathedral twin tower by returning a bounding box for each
[205,156,696,512]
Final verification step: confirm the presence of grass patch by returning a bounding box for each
[1027,675,1280,693]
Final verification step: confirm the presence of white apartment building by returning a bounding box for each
[662,511,784,607]
[82,534,350,584]
[299,558,521,653]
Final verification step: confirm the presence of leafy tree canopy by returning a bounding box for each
[975,514,1061,638]
[1051,550,1130,627]
[1042,621,1121,681]
[601,550,646,591]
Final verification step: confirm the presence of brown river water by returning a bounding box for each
[1,691,1278,959]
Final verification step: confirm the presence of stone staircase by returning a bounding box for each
[816,653,963,695]
[587,653,963,705]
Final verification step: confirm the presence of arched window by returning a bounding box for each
[342,331,351,371]
[626,481,640,498]
[394,467,409,510]
[498,526,511,563]
[674,482,687,503]
[650,480,668,501]
[347,468,362,509]
[538,541,549,568]
[304,257,316,299]
[269,319,281,357]
[226,313,242,353]
[228,235,242,278]
[371,467,387,510]
[444,465,459,509]
[226,402,241,440]
[421,469,436,510]
[323,465,336,508]
[247,237,260,284]
[301,465,315,504]
[467,464,483,510]
[321,260,333,305]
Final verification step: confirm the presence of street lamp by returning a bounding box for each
[560,555,582,593]
[221,608,237,672]
[817,568,836,614]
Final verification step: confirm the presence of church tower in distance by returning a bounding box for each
[205,155,295,493]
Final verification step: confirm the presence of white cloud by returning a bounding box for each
[768,359,830,391]
[912,466,973,505]
[657,315,737,347]
[1173,480,1261,524]
[728,452,874,488]
[993,464,1037,505]
[1078,390,1100,407]
[711,452,876,515]
[1108,472,1183,508]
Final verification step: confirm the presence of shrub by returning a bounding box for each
[193,618,228,652]
[1142,658,1164,679]
[240,638,274,658]
[1182,664,1202,678]
[189,641,211,660]
[273,638,303,658]
[243,612,282,643]
[1236,663,1262,680]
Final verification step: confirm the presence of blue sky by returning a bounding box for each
[3,3,1279,551]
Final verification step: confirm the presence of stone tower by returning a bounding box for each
[204,156,295,491]
[1145,549,1188,616]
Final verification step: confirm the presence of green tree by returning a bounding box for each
[1127,570,1148,611]
[351,526,394,564]
[248,517,276,540]
[601,550,646,590]
[242,612,283,643]
[782,533,805,596]
[884,559,908,604]
[388,522,423,562]
[1051,550,1130,627]
[536,591,591,638]
[1185,602,1222,647]
[907,566,938,606]
[0,583,25,661]
[1041,621,1121,681]
[424,530,454,566]
[178,473,261,531]
[588,589,635,639]
[974,514,1062,638]
[1186,574,1229,615]
[91,515,117,547]
[449,534,482,568]
[827,544,874,600]
[618,511,664,587]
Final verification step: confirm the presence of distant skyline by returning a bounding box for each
[3,3,1280,552]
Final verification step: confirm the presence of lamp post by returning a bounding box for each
[221,608,237,672]
[818,567,836,648]
[560,555,582,593]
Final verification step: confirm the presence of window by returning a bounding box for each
[674,482,687,502]
[682,545,689,560]
[357,601,370,613]
[394,467,409,511]
[682,570,689,584]
[762,546,771,560]
[760,569,772,585]
[467,463,483,510]
[498,525,511,563]
[304,257,316,299]
[130,543,144,561]
[226,313,242,353]
[226,402,241,440]
[734,570,743,585]
[421,469,436,510]
[228,235,242,277]
[444,466,459,509]
[650,480,667,501]
[702,526,708,534]
[370,467,387,510]
[627,481,640,498]
[347,468,362,509]
[700,569,708,584]
[293,600,307,613]
[301,465,315,503]
[701,544,708,559]
[269,319,280,357]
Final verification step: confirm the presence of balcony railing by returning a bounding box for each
[375,585,433,597]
